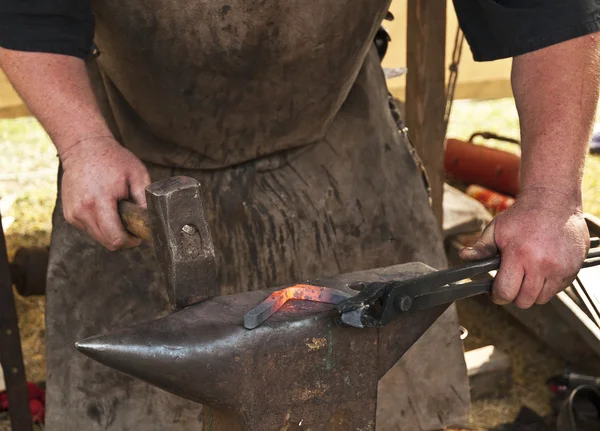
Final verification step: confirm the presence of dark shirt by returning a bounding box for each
[0,0,94,59]
[454,0,600,61]
[0,1,599,61]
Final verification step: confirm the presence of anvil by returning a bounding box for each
[76,262,447,431]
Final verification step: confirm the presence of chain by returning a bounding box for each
[444,26,465,132]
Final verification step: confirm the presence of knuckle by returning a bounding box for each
[522,250,556,272]
[517,243,539,261]
[116,172,128,183]
[80,198,97,212]
[495,235,510,250]
[63,210,75,224]
[64,208,84,226]
[540,255,558,270]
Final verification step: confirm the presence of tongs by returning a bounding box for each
[335,238,600,328]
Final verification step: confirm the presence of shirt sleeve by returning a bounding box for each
[0,0,94,59]
[453,0,600,61]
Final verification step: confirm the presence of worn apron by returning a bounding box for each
[45,1,468,429]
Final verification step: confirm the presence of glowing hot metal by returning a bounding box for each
[243,284,352,329]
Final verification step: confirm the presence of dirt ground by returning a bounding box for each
[3,99,600,429]
[457,297,565,429]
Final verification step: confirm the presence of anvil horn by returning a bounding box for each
[76,288,277,409]
[76,263,447,430]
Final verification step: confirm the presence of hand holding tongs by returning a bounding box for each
[335,237,600,328]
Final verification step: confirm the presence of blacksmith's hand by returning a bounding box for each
[60,136,151,250]
[459,189,589,309]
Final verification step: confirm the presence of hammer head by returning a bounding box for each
[146,176,218,309]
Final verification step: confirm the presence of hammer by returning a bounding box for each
[116,176,218,309]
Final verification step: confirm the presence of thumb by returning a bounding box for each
[459,219,499,261]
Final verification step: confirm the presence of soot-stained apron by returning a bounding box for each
[45,1,466,429]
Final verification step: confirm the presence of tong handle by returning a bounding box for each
[407,279,493,312]
[398,255,500,298]
[338,237,600,328]
[429,237,600,293]
[439,255,500,282]
[407,237,600,311]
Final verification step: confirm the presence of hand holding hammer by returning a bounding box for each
[115,176,218,309]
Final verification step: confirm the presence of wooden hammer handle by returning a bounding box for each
[117,201,152,241]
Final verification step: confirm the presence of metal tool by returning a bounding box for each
[117,176,218,309]
[336,238,600,329]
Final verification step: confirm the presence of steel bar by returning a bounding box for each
[244,284,352,329]
[573,276,600,328]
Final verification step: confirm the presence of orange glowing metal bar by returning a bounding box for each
[244,284,352,329]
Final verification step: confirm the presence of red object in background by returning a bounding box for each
[29,399,44,423]
[0,382,45,424]
[467,185,515,215]
[445,135,521,197]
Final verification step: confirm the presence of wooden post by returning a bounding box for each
[0,214,34,431]
[405,0,447,227]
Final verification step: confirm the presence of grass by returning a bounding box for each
[0,117,57,241]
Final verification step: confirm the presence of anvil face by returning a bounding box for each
[76,262,447,430]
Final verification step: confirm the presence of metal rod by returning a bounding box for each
[572,277,600,328]
[0,214,34,431]
[244,285,351,329]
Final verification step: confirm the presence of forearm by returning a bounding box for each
[0,48,112,157]
[512,34,600,205]
[0,47,150,249]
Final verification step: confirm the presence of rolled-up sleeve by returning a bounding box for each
[453,0,600,61]
[0,0,94,59]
